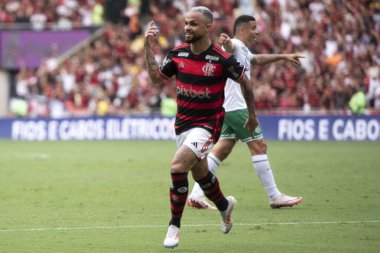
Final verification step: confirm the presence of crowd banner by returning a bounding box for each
[0,115,379,141]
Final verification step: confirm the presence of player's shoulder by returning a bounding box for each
[172,43,190,52]
[231,38,244,46]
[232,38,250,50]
[166,43,190,58]
[211,44,232,59]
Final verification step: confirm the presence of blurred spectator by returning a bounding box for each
[9,98,28,118]
[160,81,177,116]
[349,87,366,115]
[367,66,380,109]
[92,0,105,25]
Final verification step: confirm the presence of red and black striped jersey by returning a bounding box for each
[159,43,246,141]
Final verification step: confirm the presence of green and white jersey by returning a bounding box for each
[223,38,255,112]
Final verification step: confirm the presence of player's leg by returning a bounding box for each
[167,145,196,227]
[183,127,236,233]
[247,128,303,209]
[187,112,237,209]
[227,109,303,208]
[191,153,236,234]
[164,129,204,248]
[247,137,281,200]
[208,138,236,173]
[187,138,236,209]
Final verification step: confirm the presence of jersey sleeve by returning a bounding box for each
[159,51,177,79]
[224,55,247,82]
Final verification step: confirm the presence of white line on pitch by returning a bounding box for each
[0,220,379,233]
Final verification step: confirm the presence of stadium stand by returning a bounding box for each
[3,0,380,118]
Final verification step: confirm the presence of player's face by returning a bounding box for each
[184,12,210,43]
[246,20,259,45]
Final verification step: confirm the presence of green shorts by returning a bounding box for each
[221,109,263,142]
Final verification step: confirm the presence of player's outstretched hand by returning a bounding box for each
[144,20,159,48]
[285,54,305,68]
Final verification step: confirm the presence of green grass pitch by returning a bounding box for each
[0,140,379,252]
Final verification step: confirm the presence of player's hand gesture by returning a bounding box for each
[144,21,159,48]
[217,33,234,53]
[284,54,305,68]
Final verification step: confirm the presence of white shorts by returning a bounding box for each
[176,128,214,160]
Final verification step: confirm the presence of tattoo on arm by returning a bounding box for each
[144,43,163,83]
[145,47,159,73]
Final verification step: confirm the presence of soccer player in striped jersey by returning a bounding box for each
[144,7,259,249]
[187,15,304,210]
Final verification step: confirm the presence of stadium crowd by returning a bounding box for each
[6,0,380,118]
[0,0,105,29]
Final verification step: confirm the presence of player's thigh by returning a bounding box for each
[176,127,215,161]
[170,144,198,173]
[176,128,215,180]
[229,109,265,141]
[226,109,255,142]
[220,116,236,140]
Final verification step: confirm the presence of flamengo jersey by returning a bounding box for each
[159,43,246,140]
[223,38,255,112]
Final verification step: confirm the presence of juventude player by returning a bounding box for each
[188,15,304,210]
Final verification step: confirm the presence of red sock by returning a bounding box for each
[196,171,228,211]
[169,172,188,228]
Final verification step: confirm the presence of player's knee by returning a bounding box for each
[213,145,232,161]
[258,141,267,154]
[251,139,267,154]
[170,160,187,173]
[218,148,231,160]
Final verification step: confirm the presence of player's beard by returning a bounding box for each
[185,33,202,43]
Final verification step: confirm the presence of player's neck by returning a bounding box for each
[235,35,248,46]
[190,38,211,55]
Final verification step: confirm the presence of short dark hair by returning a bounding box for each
[190,6,213,24]
[233,15,256,35]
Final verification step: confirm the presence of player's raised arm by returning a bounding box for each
[252,54,305,67]
[217,33,235,53]
[144,20,165,84]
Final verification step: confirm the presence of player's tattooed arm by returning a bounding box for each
[144,20,164,84]
[144,45,159,72]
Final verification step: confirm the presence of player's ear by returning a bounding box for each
[206,22,212,31]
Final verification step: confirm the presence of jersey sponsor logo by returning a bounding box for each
[202,63,216,76]
[205,55,219,61]
[178,62,185,68]
[177,85,211,99]
[178,52,189,57]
